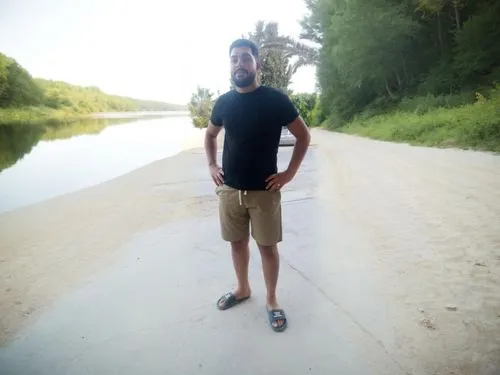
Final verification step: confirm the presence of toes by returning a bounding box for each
[272,319,284,328]
[218,297,228,308]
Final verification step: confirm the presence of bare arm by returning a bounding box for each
[205,121,224,185]
[285,115,311,179]
[204,121,222,166]
[265,115,310,190]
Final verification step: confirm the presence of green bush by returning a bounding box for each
[398,92,475,115]
[188,86,214,129]
[309,96,326,127]
[290,92,318,126]
[339,86,500,152]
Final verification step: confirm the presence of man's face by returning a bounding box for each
[230,46,258,88]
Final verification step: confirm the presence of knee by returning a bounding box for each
[231,237,249,251]
[258,244,278,258]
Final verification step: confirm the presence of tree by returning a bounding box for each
[188,86,215,128]
[247,21,293,92]
[0,53,44,108]
[0,52,185,113]
[247,21,320,92]
[0,53,9,106]
[299,0,324,45]
[310,0,420,122]
[301,0,500,125]
[453,1,500,83]
[290,92,321,126]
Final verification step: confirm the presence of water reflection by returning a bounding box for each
[0,125,45,172]
[0,114,198,213]
[0,117,144,172]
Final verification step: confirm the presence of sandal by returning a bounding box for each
[267,308,288,332]
[216,292,250,310]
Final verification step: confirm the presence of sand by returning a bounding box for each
[1,128,499,374]
[315,130,500,374]
[0,128,219,346]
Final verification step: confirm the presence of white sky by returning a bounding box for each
[0,0,317,105]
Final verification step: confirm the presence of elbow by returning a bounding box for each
[298,129,311,145]
[205,131,217,142]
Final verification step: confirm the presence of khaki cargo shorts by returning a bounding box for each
[215,184,282,246]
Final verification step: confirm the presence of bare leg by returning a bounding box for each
[257,243,285,329]
[218,237,251,308]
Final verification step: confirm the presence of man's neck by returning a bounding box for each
[235,81,260,94]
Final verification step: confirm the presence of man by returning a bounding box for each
[204,38,310,332]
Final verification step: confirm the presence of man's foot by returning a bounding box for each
[266,300,287,332]
[216,288,251,310]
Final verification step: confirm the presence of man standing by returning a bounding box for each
[204,38,310,332]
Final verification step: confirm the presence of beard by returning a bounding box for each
[231,69,256,88]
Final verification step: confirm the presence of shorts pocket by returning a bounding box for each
[249,190,281,213]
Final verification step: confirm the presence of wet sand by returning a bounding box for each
[1,129,499,374]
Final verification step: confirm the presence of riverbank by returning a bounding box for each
[332,86,500,153]
[0,107,189,126]
[0,127,212,346]
[1,129,499,374]
[0,106,82,126]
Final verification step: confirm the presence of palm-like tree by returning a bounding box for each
[247,21,319,92]
[299,0,324,46]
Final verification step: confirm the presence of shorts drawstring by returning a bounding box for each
[238,190,248,206]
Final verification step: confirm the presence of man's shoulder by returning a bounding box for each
[214,90,236,107]
[218,89,239,99]
[260,85,287,95]
[259,86,292,101]
[260,86,299,124]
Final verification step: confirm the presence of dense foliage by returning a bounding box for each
[0,52,186,121]
[342,86,500,151]
[34,79,186,113]
[290,92,323,126]
[188,86,215,128]
[300,0,500,126]
[248,21,295,93]
[0,53,44,108]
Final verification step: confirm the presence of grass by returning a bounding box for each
[333,88,500,153]
[0,106,83,126]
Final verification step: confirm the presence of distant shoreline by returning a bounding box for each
[88,110,190,119]
[0,107,189,126]
[0,140,210,345]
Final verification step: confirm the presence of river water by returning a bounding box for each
[0,112,203,213]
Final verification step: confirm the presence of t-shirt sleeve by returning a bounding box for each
[276,91,299,127]
[210,96,224,126]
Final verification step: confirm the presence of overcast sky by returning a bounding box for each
[0,0,317,104]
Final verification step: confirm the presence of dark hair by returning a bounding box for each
[229,38,259,58]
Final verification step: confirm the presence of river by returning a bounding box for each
[0,112,202,214]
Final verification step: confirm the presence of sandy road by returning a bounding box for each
[0,129,499,374]
[314,130,500,374]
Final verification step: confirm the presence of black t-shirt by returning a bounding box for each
[210,85,299,190]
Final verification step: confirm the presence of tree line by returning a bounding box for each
[0,52,186,119]
[190,0,499,137]
[188,20,321,129]
[300,0,500,125]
